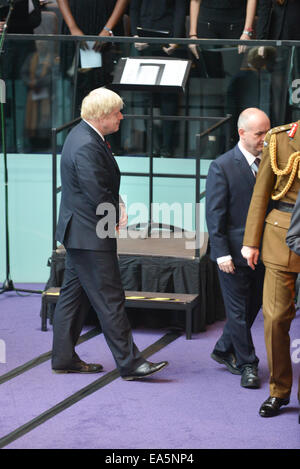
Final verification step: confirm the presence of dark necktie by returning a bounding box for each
[105,140,114,158]
[251,157,261,177]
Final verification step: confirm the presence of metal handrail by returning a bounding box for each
[6,33,300,47]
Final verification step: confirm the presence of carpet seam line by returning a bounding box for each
[0,331,180,449]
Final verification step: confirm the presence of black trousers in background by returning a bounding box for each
[51,248,145,376]
[214,263,265,369]
[197,18,244,40]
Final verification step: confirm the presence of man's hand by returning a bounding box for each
[238,32,252,54]
[117,203,128,230]
[134,36,149,51]
[69,26,89,50]
[241,246,259,270]
[218,259,235,274]
[162,44,178,55]
[93,28,113,52]
[188,42,199,59]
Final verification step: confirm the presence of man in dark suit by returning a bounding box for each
[51,87,168,380]
[205,107,270,388]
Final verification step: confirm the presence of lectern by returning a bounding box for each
[112,56,191,93]
[110,56,191,235]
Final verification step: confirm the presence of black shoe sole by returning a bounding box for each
[211,352,241,375]
[122,362,168,381]
[52,367,103,374]
[259,409,282,417]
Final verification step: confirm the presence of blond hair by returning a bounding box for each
[81,87,124,121]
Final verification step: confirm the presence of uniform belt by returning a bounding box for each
[274,201,295,213]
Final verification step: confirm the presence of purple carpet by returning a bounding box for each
[0,284,299,449]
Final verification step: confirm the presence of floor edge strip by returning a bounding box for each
[0,327,101,385]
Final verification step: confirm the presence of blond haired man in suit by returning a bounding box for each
[52,87,168,380]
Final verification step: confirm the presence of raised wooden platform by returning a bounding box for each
[41,287,201,339]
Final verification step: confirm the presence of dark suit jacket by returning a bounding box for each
[56,120,121,251]
[286,190,300,256]
[205,144,258,267]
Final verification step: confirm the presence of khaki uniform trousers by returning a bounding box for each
[263,267,297,398]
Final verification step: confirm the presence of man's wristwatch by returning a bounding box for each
[243,28,253,37]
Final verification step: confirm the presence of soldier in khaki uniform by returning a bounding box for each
[242,120,300,418]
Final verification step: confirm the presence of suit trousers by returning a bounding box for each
[214,263,264,369]
[51,248,145,376]
[262,267,297,398]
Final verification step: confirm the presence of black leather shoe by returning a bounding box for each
[53,361,103,374]
[240,365,260,388]
[211,351,241,375]
[259,396,290,417]
[122,360,169,381]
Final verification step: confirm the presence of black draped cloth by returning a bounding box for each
[44,248,225,333]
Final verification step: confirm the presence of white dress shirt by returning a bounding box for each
[83,119,105,141]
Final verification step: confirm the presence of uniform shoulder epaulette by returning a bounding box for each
[268,121,300,201]
[268,122,294,135]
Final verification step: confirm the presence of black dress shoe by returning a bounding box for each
[210,351,241,375]
[53,361,103,374]
[240,365,260,389]
[122,360,169,381]
[259,396,290,417]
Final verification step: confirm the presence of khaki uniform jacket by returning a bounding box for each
[243,121,300,272]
